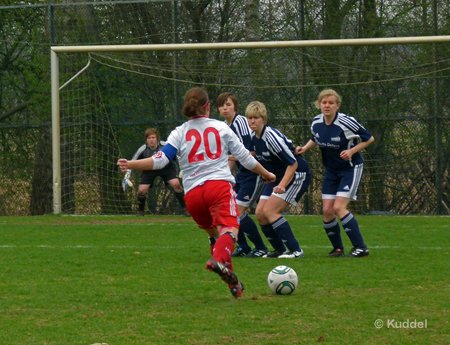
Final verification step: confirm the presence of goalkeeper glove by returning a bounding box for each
[122,172,133,192]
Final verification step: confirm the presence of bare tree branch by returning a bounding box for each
[0,101,29,123]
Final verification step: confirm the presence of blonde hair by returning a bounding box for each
[245,101,267,122]
[314,89,342,109]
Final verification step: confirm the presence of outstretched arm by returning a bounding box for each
[117,143,178,172]
[117,157,155,172]
[249,162,276,183]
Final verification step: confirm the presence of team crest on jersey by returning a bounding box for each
[154,151,164,158]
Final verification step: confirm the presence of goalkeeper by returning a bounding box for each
[123,128,190,217]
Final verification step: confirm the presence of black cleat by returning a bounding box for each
[245,248,268,258]
[206,258,239,285]
[262,250,285,258]
[229,282,245,298]
[327,248,345,257]
[346,247,369,258]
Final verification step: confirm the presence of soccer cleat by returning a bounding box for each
[278,250,305,258]
[327,248,345,257]
[346,247,369,258]
[245,248,269,258]
[262,250,285,258]
[182,207,191,217]
[229,282,245,298]
[231,247,252,257]
[206,258,239,285]
[136,211,144,216]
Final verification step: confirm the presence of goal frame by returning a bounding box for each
[51,35,450,214]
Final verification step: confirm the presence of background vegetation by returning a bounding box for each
[0,0,449,215]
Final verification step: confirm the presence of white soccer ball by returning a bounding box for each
[267,265,298,295]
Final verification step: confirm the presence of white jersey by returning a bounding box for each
[166,116,258,193]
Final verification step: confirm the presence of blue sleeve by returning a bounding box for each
[241,132,253,151]
[357,126,372,142]
[310,126,317,143]
[161,143,178,161]
[236,118,253,150]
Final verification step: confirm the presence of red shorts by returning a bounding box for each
[184,180,239,230]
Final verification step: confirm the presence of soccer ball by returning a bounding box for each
[267,265,298,295]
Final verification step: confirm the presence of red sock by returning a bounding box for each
[209,236,218,256]
[212,233,234,268]
[227,259,234,272]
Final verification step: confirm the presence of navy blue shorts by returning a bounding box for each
[234,174,262,208]
[322,163,364,201]
[260,171,311,206]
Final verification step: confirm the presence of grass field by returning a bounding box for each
[0,215,449,345]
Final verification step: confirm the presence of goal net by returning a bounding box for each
[51,37,450,215]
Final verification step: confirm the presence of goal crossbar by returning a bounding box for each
[51,35,450,54]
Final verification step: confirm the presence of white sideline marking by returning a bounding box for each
[302,245,449,250]
[0,245,449,250]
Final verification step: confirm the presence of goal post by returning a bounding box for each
[51,35,450,215]
[51,50,61,214]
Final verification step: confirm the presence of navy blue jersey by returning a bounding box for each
[251,125,309,179]
[310,112,372,172]
[227,114,256,183]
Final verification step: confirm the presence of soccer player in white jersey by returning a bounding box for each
[295,89,375,258]
[217,92,268,258]
[246,101,311,259]
[117,87,276,298]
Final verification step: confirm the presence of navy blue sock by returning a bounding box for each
[271,217,301,252]
[236,216,251,251]
[323,218,344,250]
[260,223,286,252]
[240,213,267,251]
[340,213,366,248]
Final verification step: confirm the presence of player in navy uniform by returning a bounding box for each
[246,101,311,258]
[118,88,276,298]
[217,92,268,258]
[295,89,374,258]
[122,128,189,217]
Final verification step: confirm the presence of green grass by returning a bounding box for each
[0,215,449,345]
